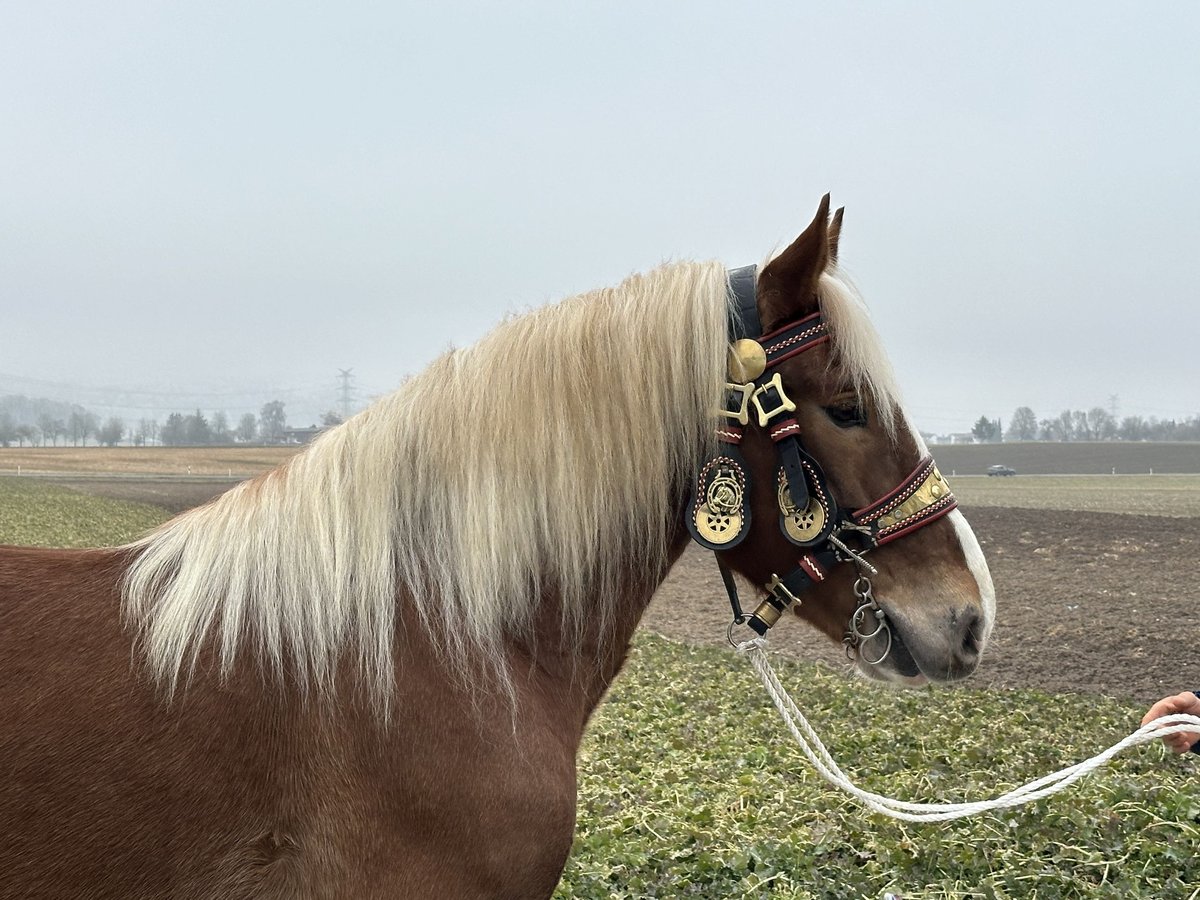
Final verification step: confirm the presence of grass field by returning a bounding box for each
[951,474,1200,518]
[0,445,298,476]
[4,478,1200,897]
[0,477,167,547]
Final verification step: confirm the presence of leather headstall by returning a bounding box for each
[687,265,959,639]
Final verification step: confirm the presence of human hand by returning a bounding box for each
[1142,692,1200,754]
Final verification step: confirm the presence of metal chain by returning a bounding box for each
[843,575,892,665]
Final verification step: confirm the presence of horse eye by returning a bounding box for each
[825,403,867,428]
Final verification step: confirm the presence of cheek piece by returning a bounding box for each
[685,266,957,661]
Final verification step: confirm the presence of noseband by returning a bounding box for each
[687,266,958,663]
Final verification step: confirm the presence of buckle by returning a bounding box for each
[719,382,754,426]
[765,574,801,608]
[751,573,801,631]
[750,373,796,426]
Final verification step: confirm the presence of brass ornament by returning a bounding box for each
[719,382,753,426]
[751,372,797,426]
[876,466,953,530]
[727,339,767,382]
[778,473,826,543]
[695,466,745,545]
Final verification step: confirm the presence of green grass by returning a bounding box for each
[559,636,1200,899]
[3,481,1197,898]
[951,474,1200,518]
[0,476,168,547]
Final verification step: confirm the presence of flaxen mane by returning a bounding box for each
[122,261,898,708]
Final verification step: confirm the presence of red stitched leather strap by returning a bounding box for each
[851,456,957,546]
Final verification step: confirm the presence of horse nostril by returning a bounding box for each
[958,610,982,660]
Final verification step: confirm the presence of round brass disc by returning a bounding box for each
[728,339,767,382]
[778,476,826,543]
[783,500,826,543]
[696,509,743,544]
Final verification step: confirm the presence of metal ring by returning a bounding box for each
[851,604,887,641]
[859,625,893,666]
[853,575,873,601]
[727,616,749,648]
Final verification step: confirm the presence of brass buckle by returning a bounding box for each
[719,382,754,426]
[765,573,801,608]
[750,373,796,426]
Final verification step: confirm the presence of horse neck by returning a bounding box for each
[521,516,693,718]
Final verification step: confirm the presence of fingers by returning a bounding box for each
[1143,692,1200,753]
[1142,692,1200,726]
[1167,735,1198,754]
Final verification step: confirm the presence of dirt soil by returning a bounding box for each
[60,478,1200,704]
[651,507,1200,705]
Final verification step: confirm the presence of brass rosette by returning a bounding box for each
[777,472,826,543]
[695,466,746,545]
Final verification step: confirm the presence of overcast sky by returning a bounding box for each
[2,2,1197,433]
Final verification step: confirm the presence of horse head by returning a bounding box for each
[690,196,994,685]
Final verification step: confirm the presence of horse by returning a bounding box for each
[0,196,994,898]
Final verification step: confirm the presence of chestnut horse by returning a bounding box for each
[0,198,994,898]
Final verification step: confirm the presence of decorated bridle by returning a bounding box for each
[686,266,958,664]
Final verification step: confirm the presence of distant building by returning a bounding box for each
[929,432,977,445]
[282,425,325,445]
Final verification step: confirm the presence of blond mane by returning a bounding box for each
[123,262,731,707]
[122,259,899,709]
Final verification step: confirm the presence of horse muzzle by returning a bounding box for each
[855,598,986,686]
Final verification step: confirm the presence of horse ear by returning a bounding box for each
[757,194,832,333]
[828,206,845,264]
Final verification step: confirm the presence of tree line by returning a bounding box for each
[0,400,343,448]
[971,407,1200,443]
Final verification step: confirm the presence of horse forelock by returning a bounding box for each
[122,260,733,710]
[815,268,902,439]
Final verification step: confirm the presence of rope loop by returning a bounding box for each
[741,639,1200,823]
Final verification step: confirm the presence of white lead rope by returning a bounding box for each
[738,637,1200,823]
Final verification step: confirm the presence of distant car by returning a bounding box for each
[987,465,1017,477]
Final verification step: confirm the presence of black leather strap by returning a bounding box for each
[746,547,841,636]
[727,265,760,339]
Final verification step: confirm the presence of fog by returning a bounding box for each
[2,2,1197,433]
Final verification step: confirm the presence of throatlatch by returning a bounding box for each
[687,266,959,654]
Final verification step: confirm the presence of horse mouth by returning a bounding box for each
[860,606,983,686]
[882,625,924,680]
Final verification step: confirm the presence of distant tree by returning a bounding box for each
[1118,415,1147,441]
[161,413,186,446]
[184,409,211,445]
[210,411,232,444]
[0,412,15,447]
[1008,407,1038,441]
[1086,407,1116,441]
[259,401,287,444]
[1071,410,1092,441]
[1055,410,1076,442]
[135,418,159,447]
[15,424,37,447]
[68,409,98,446]
[37,414,61,446]
[971,416,1000,443]
[235,413,258,444]
[97,417,125,447]
[320,410,343,428]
